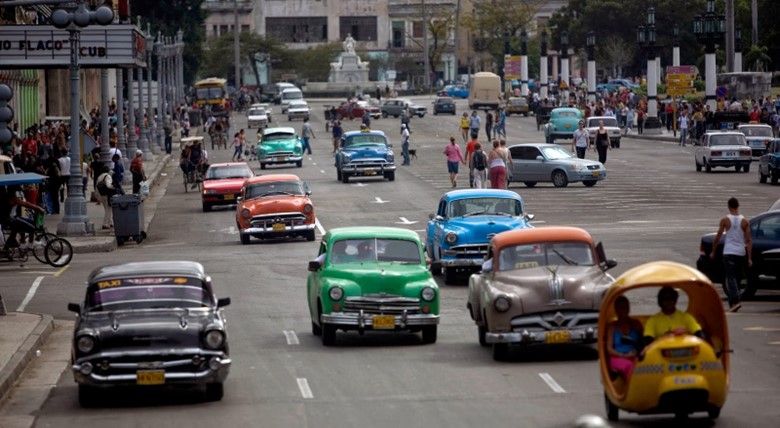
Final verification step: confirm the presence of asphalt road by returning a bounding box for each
[1,97,779,428]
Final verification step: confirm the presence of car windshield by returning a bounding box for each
[343,135,387,148]
[541,146,574,160]
[289,101,307,108]
[85,276,213,312]
[263,132,296,142]
[245,180,305,199]
[437,98,454,103]
[248,108,266,116]
[592,118,618,127]
[740,127,772,137]
[204,166,252,180]
[329,238,421,264]
[196,87,224,100]
[710,135,746,146]
[510,99,526,105]
[497,241,595,271]
[448,197,521,218]
[555,111,579,118]
[283,92,302,100]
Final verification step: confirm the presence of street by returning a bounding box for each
[1,96,779,427]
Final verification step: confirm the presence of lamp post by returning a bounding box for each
[694,0,726,110]
[52,2,114,236]
[155,33,164,153]
[126,64,138,161]
[734,27,742,72]
[637,8,662,133]
[136,18,150,159]
[586,31,596,104]
[520,29,529,97]
[672,24,681,67]
[502,29,510,96]
[540,30,548,100]
[560,31,569,105]
[177,30,184,107]
[145,26,159,154]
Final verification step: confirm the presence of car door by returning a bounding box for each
[751,212,780,275]
[308,241,328,322]
[508,146,527,181]
[524,146,546,181]
[426,199,448,257]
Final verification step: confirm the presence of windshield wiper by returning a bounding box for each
[463,210,487,217]
[260,191,294,197]
[551,249,579,266]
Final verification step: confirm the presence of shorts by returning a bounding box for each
[447,161,459,174]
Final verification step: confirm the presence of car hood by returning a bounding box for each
[241,196,308,214]
[443,217,530,242]
[490,265,611,310]
[324,265,432,296]
[202,178,247,192]
[289,106,310,112]
[342,145,389,159]
[259,139,300,151]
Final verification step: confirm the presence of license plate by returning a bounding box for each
[724,151,736,157]
[545,330,571,344]
[272,223,286,232]
[372,315,395,329]
[223,194,235,200]
[136,370,165,385]
[592,171,600,177]
[275,156,286,162]
[364,169,375,175]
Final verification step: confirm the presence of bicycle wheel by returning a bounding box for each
[33,232,58,264]
[44,238,73,267]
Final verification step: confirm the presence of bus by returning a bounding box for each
[194,77,230,116]
[468,72,502,111]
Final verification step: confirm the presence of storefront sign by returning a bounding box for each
[0,25,146,68]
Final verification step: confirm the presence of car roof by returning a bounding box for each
[769,198,780,212]
[507,143,561,150]
[492,226,593,251]
[324,226,421,243]
[209,162,252,169]
[442,189,523,201]
[282,87,302,93]
[343,130,386,137]
[263,127,297,135]
[289,100,308,105]
[551,107,581,113]
[244,174,301,185]
[88,261,207,284]
[706,131,745,136]
[738,124,771,128]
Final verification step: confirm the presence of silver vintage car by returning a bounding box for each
[508,143,606,188]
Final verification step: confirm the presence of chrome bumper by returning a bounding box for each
[321,310,439,329]
[439,258,484,268]
[260,155,303,164]
[342,164,397,174]
[72,352,231,386]
[241,223,315,234]
[486,327,597,344]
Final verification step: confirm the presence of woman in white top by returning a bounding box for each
[487,140,506,189]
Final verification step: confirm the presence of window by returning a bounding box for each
[339,16,377,42]
[219,25,228,35]
[392,21,405,48]
[412,21,423,38]
[241,25,250,33]
[266,17,328,43]
[497,242,595,272]
[212,25,218,36]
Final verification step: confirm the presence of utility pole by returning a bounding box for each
[422,0,430,92]
[725,0,734,71]
[234,0,241,90]
[454,0,461,82]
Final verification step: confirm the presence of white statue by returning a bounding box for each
[343,34,356,55]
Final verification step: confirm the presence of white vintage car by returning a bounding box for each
[246,104,269,129]
[287,100,311,121]
[694,131,752,173]
[585,116,622,148]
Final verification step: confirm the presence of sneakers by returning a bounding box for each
[728,303,742,313]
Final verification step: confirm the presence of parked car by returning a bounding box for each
[437,84,469,98]
[694,131,752,173]
[543,107,583,144]
[68,261,231,406]
[432,96,456,115]
[595,79,639,92]
[236,174,316,244]
[335,130,396,183]
[246,104,269,129]
[467,227,617,361]
[257,126,303,169]
[585,116,621,148]
[307,226,440,346]
[505,97,529,116]
[759,139,780,184]
[696,208,780,299]
[287,100,310,121]
[201,162,254,212]
[381,98,426,118]
[738,123,774,157]
[508,143,606,188]
[426,189,534,285]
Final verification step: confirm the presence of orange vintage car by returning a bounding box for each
[235,174,316,244]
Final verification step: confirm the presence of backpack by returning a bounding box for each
[96,173,113,196]
[473,151,486,171]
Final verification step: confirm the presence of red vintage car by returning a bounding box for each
[335,101,380,120]
[201,162,255,212]
[236,174,316,244]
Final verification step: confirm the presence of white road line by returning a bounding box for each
[539,373,566,394]
[320,169,326,174]
[296,377,313,399]
[283,330,300,345]
[17,276,44,312]
[315,218,326,236]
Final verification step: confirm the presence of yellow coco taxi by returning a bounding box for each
[598,261,729,422]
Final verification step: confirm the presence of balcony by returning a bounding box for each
[201,0,254,13]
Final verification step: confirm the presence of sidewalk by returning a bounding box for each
[0,312,54,404]
[622,127,680,143]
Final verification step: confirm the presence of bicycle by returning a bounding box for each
[182,160,202,193]
[1,213,73,267]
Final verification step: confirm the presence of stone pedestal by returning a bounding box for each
[330,53,369,83]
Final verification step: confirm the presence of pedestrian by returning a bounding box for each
[572,119,589,159]
[495,108,507,139]
[111,153,125,195]
[637,108,645,135]
[331,120,343,153]
[442,136,465,188]
[95,164,116,230]
[485,110,494,141]
[229,132,242,161]
[81,155,90,199]
[465,134,478,187]
[45,158,61,214]
[301,117,315,155]
[624,108,634,138]
[362,110,371,129]
[130,149,146,194]
[182,116,190,137]
[164,116,173,154]
[710,197,752,312]
[375,86,381,102]
[400,111,411,133]
[594,120,610,164]
[678,109,689,146]
[469,110,480,139]
[487,140,507,189]
[459,112,470,142]
[471,142,488,189]
[400,124,411,165]
[57,149,70,203]
[499,139,513,186]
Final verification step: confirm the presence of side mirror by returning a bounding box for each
[308,260,322,272]
[217,297,231,307]
[535,155,544,161]
[526,213,535,222]
[428,213,435,220]
[236,196,242,204]
[67,303,80,313]
[305,190,312,196]
[604,259,618,270]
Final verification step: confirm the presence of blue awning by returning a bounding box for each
[0,173,48,186]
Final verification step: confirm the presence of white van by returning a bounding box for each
[274,82,295,105]
[280,88,304,113]
[468,72,502,110]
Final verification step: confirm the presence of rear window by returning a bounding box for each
[710,135,746,146]
[740,127,772,137]
[555,111,579,118]
[86,276,213,312]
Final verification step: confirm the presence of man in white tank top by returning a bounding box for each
[710,197,752,312]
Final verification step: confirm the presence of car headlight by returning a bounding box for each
[204,330,225,349]
[76,335,95,353]
[303,204,313,213]
[204,189,217,195]
[573,163,586,171]
[421,287,436,302]
[294,145,302,154]
[386,152,394,162]
[241,208,251,219]
[494,296,511,312]
[329,287,344,301]
[445,232,458,244]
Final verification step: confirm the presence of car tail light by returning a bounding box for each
[741,150,751,156]
[711,151,721,156]
[662,346,699,359]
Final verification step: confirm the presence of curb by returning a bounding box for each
[0,313,55,403]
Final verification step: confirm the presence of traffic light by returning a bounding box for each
[0,84,14,146]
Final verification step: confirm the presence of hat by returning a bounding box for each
[135,149,143,156]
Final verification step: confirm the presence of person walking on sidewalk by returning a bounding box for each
[95,164,116,230]
[443,136,465,188]
[400,124,411,166]
[130,149,146,195]
[301,118,315,155]
[637,108,645,135]
[710,197,752,312]
[111,153,125,195]
[469,110,481,139]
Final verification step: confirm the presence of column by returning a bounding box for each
[146,30,159,155]
[115,68,127,162]
[155,34,164,152]
[126,68,138,157]
[520,30,528,97]
[705,50,717,110]
[99,69,111,167]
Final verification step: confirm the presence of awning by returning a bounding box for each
[0,173,48,186]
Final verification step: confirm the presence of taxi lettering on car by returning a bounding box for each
[236,174,316,244]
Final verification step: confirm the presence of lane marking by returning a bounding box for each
[283,330,300,345]
[315,218,326,236]
[396,217,418,225]
[297,377,313,399]
[769,341,780,346]
[539,373,566,394]
[320,169,326,174]
[17,276,44,312]
[53,265,69,277]
[744,326,780,332]
[372,197,390,204]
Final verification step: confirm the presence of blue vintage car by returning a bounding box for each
[543,107,583,144]
[437,84,469,98]
[425,189,534,285]
[335,130,396,183]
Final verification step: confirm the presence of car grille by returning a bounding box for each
[344,295,421,315]
[265,150,295,157]
[510,311,599,332]
[345,158,392,168]
[83,350,214,376]
[586,164,600,170]
[249,212,307,227]
[448,243,489,258]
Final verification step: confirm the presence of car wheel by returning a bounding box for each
[305,230,316,242]
[492,343,509,362]
[434,111,438,116]
[296,160,302,168]
[78,385,98,408]
[707,406,721,420]
[583,180,597,187]
[478,325,488,347]
[743,164,750,173]
[116,236,126,246]
[382,111,388,118]
[605,393,619,422]
[524,182,537,187]
[444,268,458,285]
[205,382,224,401]
[322,323,337,346]
[337,168,342,180]
[341,172,350,183]
[202,203,211,212]
[385,171,395,181]
[421,325,437,344]
[240,233,250,245]
[705,160,712,172]
[772,169,779,185]
[734,165,741,172]
[524,112,529,117]
[551,170,569,188]
[695,159,702,172]
[311,320,322,336]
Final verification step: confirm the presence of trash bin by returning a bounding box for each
[110,194,146,245]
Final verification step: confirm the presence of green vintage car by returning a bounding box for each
[307,227,440,346]
[257,126,303,169]
[543,107,583,144]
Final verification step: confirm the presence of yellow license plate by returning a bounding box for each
[276,157,285,162]
[223,194,235,200]
[592,171,600,177]
[372,315,395,329]
[272,223,286,232]
[364,169,375,175]
[546,330,571,344]
[136,370,165,385]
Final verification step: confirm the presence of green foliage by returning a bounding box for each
[460,0,539,65]
[294,43,343,82]
[693,80,705,91]
[743,45,772,71]
[199,32,292,86]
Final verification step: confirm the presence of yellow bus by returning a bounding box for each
[194,77,230,116]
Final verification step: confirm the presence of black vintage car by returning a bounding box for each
[68,261,231,406]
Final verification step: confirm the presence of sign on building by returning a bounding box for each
[503,55,521,80]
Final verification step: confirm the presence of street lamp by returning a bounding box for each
[145,26,159,155]
[693,0,726,110]
[502,29,510,92]
[734,27,742,72]
[586,31,596,103]
[540,30,549,100]
[673,24,681,67]
[52,1,114,236]
[136,17,150,159]
[637,8,662,133]
[560,30,569,105]
[520,29,529,97]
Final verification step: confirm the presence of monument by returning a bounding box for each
[329,34,369,83]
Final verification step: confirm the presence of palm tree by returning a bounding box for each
[743,45,772,71]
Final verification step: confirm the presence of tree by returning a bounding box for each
[743,44,772,71]
[598,37,636,79]
[199,32,292,86]
[461,0,540,68]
